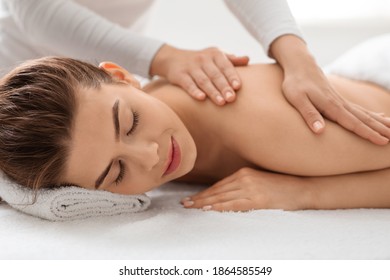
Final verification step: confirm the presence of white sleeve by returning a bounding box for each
[224,0,303,56]
[4,0,164,77]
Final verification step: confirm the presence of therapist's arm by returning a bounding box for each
[5,0,163,77]
[224,0,390,145]
[5,0,249,105]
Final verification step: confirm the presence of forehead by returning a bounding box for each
[62,85,120,187]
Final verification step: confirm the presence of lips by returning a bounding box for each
[163,136,181,176]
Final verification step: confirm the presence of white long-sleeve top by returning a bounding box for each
[0,0,302,77]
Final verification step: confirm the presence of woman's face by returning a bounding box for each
[62,81,197,195]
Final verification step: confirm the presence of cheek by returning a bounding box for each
[142,99,178,131]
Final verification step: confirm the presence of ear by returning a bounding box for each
[99,62,141,89]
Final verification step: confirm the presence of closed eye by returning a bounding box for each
[127,111,139,135]
[114,160,125,186]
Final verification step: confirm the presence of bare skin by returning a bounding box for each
[156,36,390,145]
[64,63,390,212]
[147,64,390,211]
[147,64,390,178]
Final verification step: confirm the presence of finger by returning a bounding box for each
[188,198,254,212]
[226,54,250,67]
[209,199,255,212]
[217,54,247,91]
[346,105,390,144]
[352,104,390,127]
[183,182,238,205]
[287,91,326,133]
[369,113,390,127]
[177,74,206,100]
[184,189,240,208]
[186,170,245,200]
[325,102,389,145]
[202,61,236,102]
[298,88,390,144]
[190,69,225,105]
[181,168,258,204]
[184,190,253,212]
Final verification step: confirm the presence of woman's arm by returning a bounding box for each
[308,168,390,209]
[182,167,390,211]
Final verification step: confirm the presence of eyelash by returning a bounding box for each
[127,111,140,135]
[115,160,125,186]
[115,111,139,185]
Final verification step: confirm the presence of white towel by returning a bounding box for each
[0,172,151,221]
[325,33,390,90]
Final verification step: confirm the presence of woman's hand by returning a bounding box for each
[271,35,390,145]
[150,44,249,106]
[181,168,311,212]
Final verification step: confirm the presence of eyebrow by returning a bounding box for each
[94,99,120,189]
[113,99,120,141]
[95,160,113,189]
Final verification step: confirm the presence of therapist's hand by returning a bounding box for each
[150,44,249,105]
[271,35,390,145]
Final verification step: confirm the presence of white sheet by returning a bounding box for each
[1,182,390,259]
[325,33,390,90]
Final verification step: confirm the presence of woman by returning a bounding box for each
[1,0,389,144]
[1,48,390,212]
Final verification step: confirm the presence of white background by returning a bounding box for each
[143,0,390,66]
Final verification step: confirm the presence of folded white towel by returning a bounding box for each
[0,172,151,221]
[325,33,390,90]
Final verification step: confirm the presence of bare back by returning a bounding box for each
[145,64,390,182]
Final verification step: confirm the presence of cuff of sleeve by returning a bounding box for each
[262,28,305,57]
[132,39,165,78]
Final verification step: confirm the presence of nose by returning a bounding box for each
[124,140,159,171]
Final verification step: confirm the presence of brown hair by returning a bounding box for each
[0,57,114,189]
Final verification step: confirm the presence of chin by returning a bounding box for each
[174,146,197,181]
[184,138,197,170]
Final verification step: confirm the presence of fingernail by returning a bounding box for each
[181,197,191,204]
[225,91,234,101]
[232,80,240,89]
[202,205,212,211]
[183,200,194,207]
[313,121,323,132]
[216,95,225,104]
[197,92,206,99]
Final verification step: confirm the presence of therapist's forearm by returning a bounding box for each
[269,35,316,72]
[6,0,163,78]
[224,0,303,55]
[307,168,390,209]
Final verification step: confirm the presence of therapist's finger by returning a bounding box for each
[342,104,390,144]
[286,90,326,133]
[190,68,226,105]
[177,73,206,101]
[224,54,250,89]
[202,62,236,102]
[353,104,390,127]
